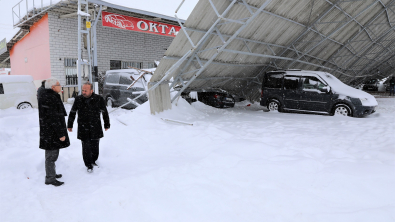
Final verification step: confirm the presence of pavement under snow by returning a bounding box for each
[0,98,394,222]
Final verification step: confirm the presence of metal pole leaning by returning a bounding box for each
[170,0,273,103]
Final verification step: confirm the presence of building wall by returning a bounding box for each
[47,12,174,86]
[10,14,51,87]
[48,12,84,86]
[96,21,173,72]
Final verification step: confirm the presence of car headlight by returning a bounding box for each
[359,98,370,106]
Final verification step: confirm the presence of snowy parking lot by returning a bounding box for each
[0,97,394,222]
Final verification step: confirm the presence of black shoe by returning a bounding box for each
[92,162,98,167]
[45,180,64,187]
[56,174,62,179]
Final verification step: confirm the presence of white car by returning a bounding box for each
[0,75,38,109]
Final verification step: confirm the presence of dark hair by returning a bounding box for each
[83,82,93,90]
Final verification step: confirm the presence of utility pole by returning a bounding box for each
[77,0,92,94]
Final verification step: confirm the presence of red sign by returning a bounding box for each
[102,11,181,37]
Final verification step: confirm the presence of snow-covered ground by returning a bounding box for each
[0,98,394,222]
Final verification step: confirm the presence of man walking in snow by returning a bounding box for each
[67,82,110,173]
[38,78,70,187]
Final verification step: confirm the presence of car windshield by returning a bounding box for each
[364,79,377,84]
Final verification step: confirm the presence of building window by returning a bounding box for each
[124,61,143,69]
[147,62,156,69]
[112,60,143,70]
[132,62,143,69]
[110,60,122,70]
[64,58,78,86]
[121,61,132,69]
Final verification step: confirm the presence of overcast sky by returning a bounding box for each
[0,0,199,42]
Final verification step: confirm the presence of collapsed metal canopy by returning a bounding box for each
[151,0,395,104]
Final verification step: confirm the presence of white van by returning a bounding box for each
[0,75,38,109]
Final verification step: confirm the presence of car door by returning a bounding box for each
[282,75,301,110]
[104,73,121,105]
[299,76,331,112]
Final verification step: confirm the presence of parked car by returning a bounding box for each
[0,75,38,109]
[182,90,235,108]
[102,69,151,109]
[260,70,378,117]
[362,78,388,92]
[198,91,235,108]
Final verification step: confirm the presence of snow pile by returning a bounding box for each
[0,97,394,222]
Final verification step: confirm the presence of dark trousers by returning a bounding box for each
[81,138,100,168]
[390,86,395,96]
[45,149,59,182]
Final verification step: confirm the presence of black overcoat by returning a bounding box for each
[67,93,110,140]
[39,89,70,150]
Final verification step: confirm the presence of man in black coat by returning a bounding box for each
[38,78,70,186]
[37,80,46,101]
[67,82,110,173]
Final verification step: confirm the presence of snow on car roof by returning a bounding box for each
[107,68,155,81]
[0,75,34,83]
[107,68,155,75]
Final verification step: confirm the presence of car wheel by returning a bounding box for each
[107,97,113,108]
[267,99,281,112]
[17,102,32,109]
[333,104,352,117]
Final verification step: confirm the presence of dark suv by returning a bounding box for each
[260,70,378,117]
[102,70,150,109]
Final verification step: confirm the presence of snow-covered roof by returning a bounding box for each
[0,75,34,83]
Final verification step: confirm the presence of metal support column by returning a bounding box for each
[91,5,103,91]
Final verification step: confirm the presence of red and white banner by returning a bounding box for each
[102,11,181,37]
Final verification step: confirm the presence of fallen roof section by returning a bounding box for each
[151,0,395,106]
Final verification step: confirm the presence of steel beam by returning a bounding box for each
[286,1,379,69]
[170,0,273,103]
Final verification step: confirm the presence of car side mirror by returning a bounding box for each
[321,86,330,93]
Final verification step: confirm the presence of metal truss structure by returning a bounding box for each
[7,0,395,113]
[151,0,395,109]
